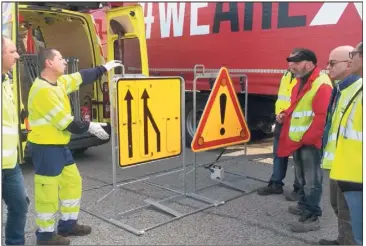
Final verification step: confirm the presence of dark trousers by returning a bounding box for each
[344,191,363,245]
[2,164,30,245]
[270,122,300,191]
[293,145,323,216]
[329,178,355,245]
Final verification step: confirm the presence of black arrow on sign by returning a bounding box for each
[141,89,161,155]
[124,90,133,158]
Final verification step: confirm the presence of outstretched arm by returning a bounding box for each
[79,66,107,86]
[59,60,122,94]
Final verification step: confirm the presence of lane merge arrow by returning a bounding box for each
[141,89,161,155]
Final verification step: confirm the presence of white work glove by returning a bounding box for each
[103,60,123,71]
[88,122,109,140]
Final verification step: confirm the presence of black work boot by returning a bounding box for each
[318,239,339,245]
[58,223,92,237]
[37,233,70,245]
[257,183,283,195]
[285,189,300,201]
[290,211,320,233]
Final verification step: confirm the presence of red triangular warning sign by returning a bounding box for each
[191,67,251,152]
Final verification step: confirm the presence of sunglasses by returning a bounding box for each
[349,51,362,59]
[327,60,349,67]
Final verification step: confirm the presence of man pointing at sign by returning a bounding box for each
[27,47,121,245]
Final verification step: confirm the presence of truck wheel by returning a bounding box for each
[185,99,206,147]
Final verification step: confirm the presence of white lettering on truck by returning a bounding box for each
[140,2,155,39]
[141,2,362,39]
[159,2,185,38]
[190,2,210,36]
[310,2,362,26]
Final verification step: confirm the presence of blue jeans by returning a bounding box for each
[344,191,363,245]
[270,122,300,191]
[2,164,29,245]
[293,145,323,216]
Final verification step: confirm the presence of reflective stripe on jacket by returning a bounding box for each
[2,74,19,169]
[330,88,362,183]
[289,73,332,142]
[277,68,333,157]
[321,76,362,170]
[275,71,297,115]
[27,73,83,145]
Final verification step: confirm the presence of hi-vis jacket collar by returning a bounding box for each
[337,75,361,91]
[2,72,13,82]
[307,67,321,85]
[295,66,321,87]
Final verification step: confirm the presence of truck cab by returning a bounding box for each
[1,2,148,163]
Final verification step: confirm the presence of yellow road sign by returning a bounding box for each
[116,77,182,167]
[191,67,250,152]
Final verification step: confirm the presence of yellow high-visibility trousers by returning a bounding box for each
[35,164,82,233]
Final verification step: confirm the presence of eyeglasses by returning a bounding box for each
[327,60,349,67]
[349,51,362,59]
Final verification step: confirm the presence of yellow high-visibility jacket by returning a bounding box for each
[27,73,83,145]
[288,74,332,142]
[321,76,362,170]
[330,87,362,183]
[2,74,19,169]
[275,71,297,115]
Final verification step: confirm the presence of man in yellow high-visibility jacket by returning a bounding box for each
[277,48,333,233]
[2,35,30,245]
[318,45,359,245]
[257,49,300,201]
[27,47,122,245]
[330,42,363,245]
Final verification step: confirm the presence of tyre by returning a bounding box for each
[185,99,207,147]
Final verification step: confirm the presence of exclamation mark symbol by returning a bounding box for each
[220,93,227,136]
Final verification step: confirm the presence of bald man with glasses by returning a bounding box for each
[319,45,358,245]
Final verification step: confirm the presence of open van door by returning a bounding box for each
[106,4,149,78]
[1,2,24,163]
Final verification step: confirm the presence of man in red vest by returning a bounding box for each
[277,48,332,233]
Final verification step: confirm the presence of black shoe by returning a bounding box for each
[257,183,283,195]
[288,205,304,215]
[290,211,320,233]
[58,223,92,237]
[285,190,300,201]
[318,239,339,245]
[37,234,70,245]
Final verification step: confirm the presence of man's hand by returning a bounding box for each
[276,113,286,124]
[103,60,123,71]
[88,122,109,140]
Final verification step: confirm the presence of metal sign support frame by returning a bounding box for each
[81,65,224,236]
[190,64,254,195]
[65,57,82,121]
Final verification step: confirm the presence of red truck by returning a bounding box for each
[91,2,362,146]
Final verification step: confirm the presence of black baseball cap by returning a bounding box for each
[286,48,317,65]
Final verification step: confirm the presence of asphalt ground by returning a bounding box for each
[2,134,337,245]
